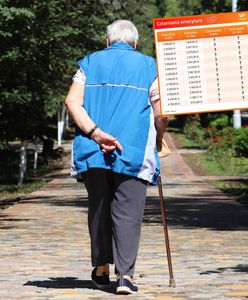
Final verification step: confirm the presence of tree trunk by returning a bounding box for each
[42,138,54,157]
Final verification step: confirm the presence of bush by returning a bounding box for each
[233,127,248,157]
[182,114,248,159]
[208,127,235,156]
[199,112,232,128]
[183,115,208,148]
[206,127,248,174]
[204,127,248,174]
[209,114,229,130]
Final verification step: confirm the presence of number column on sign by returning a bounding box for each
[203,36,231,103]
[157,41,185,110]
[238,34,248,101]
[181,39,208,106]
[226,35,248,102]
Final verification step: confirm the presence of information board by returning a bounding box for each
[154,12,248,116]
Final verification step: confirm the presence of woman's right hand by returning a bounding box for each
[92,128,123,153]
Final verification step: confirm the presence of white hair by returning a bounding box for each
[107,20,139,47]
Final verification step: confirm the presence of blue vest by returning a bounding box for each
[72,42,160,184]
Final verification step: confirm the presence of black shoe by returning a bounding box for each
[116,275,138,294]
[91,267,110,289]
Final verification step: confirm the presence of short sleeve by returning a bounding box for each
[77,55,90,77]
[72,69,86,85]
[149,77,159,102]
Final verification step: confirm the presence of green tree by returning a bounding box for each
[163,0,232,17]
[0,0,160,149]
[0,0,238,149]
[238,0,248,10]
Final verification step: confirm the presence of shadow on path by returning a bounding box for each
[143,195,248,231]
[24,277,116,294]
[199,264,248,275]
[21,197,89,208]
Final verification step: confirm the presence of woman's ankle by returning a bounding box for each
[96,264,109,276]
[116,274,132,281]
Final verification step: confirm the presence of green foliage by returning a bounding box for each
[178,133,203,148]
[0,179,45,195]
[0,148,19,184]
[164,0,201,16]
[238,0,248,10]
[201,112,232,128]
[233,127,248,157]
[0,0,162,145]
[209,114,230,130]
[199,152,248,176]
[206,127,248,159]
[195,126,248,174]
[0,0,239,147]
[197,0,232,14]
[183,115,208,148]
[163,0,232,17]
[184,116,248,157]
[207,127,235,167]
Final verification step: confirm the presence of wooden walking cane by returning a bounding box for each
[157,175,176,287]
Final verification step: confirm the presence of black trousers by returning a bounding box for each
[83,168,147,276]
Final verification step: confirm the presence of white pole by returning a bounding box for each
[57,110,63,146]
[18,142,27,185]
[65,110,69,130]
[34,151,38,170]
[232,0,238,11]
[58,120,64,146]
[233,110,241,128]
[57,120,62,146]
[33,140,38,170]
[232,0,242,129]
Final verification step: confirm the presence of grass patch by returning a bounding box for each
[27,155,67,178]
[172,130,248,208]
[0,179,46,209]
[200,151,248,208]
[0,147,70,208]
[182,152,248,208]
[0,179,45,195]
[199,153,248,176]
[212,180,248,208]
[169,131,205,149]
[178,133,206,149]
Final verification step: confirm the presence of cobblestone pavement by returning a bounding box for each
[0,134,248,300]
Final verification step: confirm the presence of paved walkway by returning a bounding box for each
[0,133,248,300]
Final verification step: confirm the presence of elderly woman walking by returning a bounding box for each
[65,19,167,294]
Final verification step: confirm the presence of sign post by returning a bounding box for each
[232,0,242,128]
